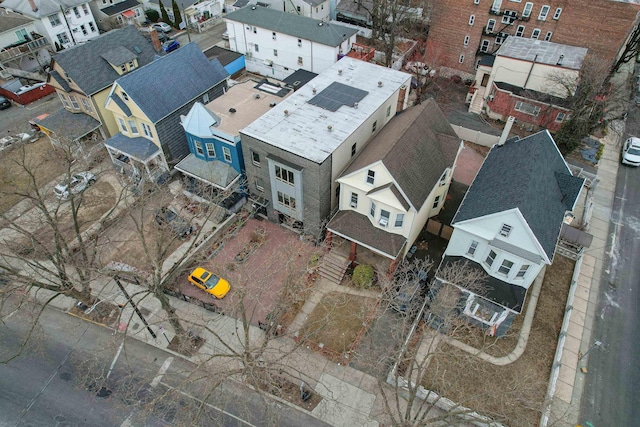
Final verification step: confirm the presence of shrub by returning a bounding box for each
[145,9,159,23]
[596,142,605,161]
[352,264,375,289]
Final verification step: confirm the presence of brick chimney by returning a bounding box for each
[149,29,161,52]
[397,84,407,112]
[27,0,38,12]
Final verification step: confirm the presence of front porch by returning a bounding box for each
[103,133,168,184]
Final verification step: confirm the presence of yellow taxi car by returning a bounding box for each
[187,267,230,299]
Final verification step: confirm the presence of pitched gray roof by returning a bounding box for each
[225,7,357,47]
[100,46,138,66]
[342,100,460,210]
[453,130,584,261]
[49,25,157,96]
[0,12,32,34]
[1,0,89,19]
[115,43,229,123]
[100,0,140,16]
[49,70,71,92]
[148,0,197,7]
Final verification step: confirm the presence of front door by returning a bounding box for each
[481,73,489,87]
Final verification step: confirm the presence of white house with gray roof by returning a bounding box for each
[241,57,411,235]
[434,130,584,336]
[2,0,99,50]
[224,6,357,79]
[241,0,331,21]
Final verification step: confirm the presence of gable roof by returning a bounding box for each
[48,25,157,96]
[453,130,584,260]
[114,43,229,123]
[100,0,140,16]
[225,6,357,47]
[1,0,88,18]
[342,100,460,210]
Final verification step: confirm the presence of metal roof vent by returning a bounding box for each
[284,109,289,115]
[254,93,261,99]
[327,125,333,131]
[269,102,276,107]
[338,69,343,75]
[229,108,236,113]
[378,81,383,87]
[354,102,358,109]
[312,86,317,94]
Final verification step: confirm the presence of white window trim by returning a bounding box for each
[553,7,562,20]
[538,5,550,21]
[469,15,475,26]
[223,147,232,162]
[464,35,470,46]
[522,2,533,17]
[515,25,525,37]
[464,296,500,325]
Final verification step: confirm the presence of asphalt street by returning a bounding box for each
[0,304,329,427]
[579,107,640,425]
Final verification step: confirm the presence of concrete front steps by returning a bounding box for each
[317,251,350,285]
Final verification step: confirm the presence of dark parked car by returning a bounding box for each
[162,39,180,53]
[154,207,193,238]
[0,96,11,110]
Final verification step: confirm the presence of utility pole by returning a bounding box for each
[180,4,191,43]
[59,5,77,46]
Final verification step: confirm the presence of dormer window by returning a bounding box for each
[499,224,512,237]
[120,64,127,73]
[366,170,375,185]
[122,92,129,101]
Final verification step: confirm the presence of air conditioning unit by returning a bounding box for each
[379,218,388,227]
[488,94,495,101]
[350,202,357,208]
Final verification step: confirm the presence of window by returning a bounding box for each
[128,120,138,134]
[522,2,533,17]
[251,151,260,166]
[555,112,566,123]
[439,171,448,186]
[475,58,481,70]
[122,92,129,101]
[298,56,303,65]
[502,10,517,24]
[516,264,530,278]
[74,7,81,18]
[480,40,490,53]
[256,178,264,192]
[274,49,278,56]
[486,19,496,33]
[432,195,441,209]
[80,25,87,36]
[223,147,232,162]
[467,240,479,256]
[372,121,377,133]
[366,170,375,185]
[81,98,93,113]
[369,202,376,218]
[474,0,480,4]
[57,33,70,45]
[272,32,276,40]
[351,143,356,157]
[515,25,525,37]
[395,213,404,228]
[544,31,552,41]
[120,64,127,73]
[275,165,295,185]
[252,26,257,34]
[459,54,465,63]
[499,224,512,237]
[515,100,540,116]
[491,0,502,12]
[379,210,390,227]
[498,259,514,275]
[468,15,475,26]
[350,192,358,208]
[59,94,70,109]
[69,95,79,110]
[467,297,499,324]
[538,5,550,20]
[386,105,391,117]
[254,44,259,52]
[296,6,301,12]
[495,32,508,45]
[464,35,470,46]
[277,191,296,210]
[206,143,215,157]
[44,14,59,28]
[485,250,497,267]
[15,29,28,41]
[118,118,127,133]
[194,140,204,155]
[298,39,302,47]
[142,123,153,138]
[553,7,562,20]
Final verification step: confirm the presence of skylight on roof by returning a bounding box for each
[308,82,368,112]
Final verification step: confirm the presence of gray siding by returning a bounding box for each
[241,132,332,236]
[156,82,227,165]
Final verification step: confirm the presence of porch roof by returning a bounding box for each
[327,210,406,260]
[174,154,240,190]
[35,108,101,141]
[440,255,527,313]
[104,133,160,163]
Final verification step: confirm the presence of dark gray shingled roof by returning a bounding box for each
[114,43,228,124]
[453,130,584,261]
[49,25,158,96]
[342,100,460,211]
[100,46,138,66]
[100,0,140,16]
[36,109,101,140]
[49,70,71,92]
[104,133,160,162]
[225,6,357,47]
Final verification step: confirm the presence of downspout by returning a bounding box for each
[523,54,537,89]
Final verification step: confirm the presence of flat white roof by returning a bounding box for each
[496,37,588,70]
[205,80,289,136]
[242,57,411,164]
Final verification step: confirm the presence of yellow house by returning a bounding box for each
[45,25,158,142]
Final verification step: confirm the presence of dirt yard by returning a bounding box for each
[421,255,575,426]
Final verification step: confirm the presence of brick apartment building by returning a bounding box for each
[427,0,640,79]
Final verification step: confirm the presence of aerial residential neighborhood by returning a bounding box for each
[0,0,638,426]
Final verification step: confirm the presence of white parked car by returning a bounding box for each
[622,137,640,166]
[54,171,96,199]
[151,22,172,33]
